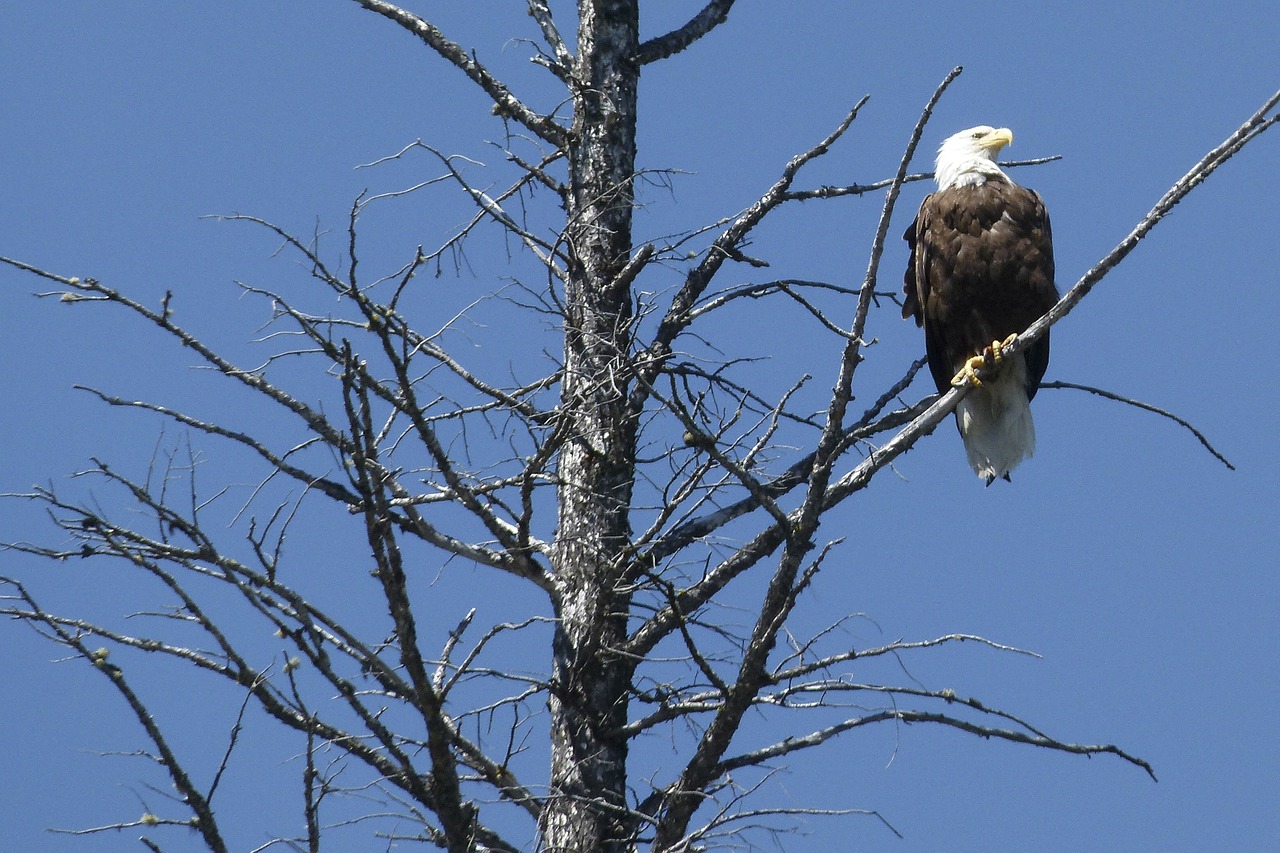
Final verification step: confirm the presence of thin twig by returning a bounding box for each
[1041,380,1235,470]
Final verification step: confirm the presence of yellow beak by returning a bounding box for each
[986,127,1014,153]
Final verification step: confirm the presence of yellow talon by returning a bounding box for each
[951,354,989,388]
[952,334,1019,388]
[983,335,1017,367]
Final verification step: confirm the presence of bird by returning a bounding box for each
[901,125,1060,484]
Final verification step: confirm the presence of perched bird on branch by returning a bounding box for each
[902,125,1059,484]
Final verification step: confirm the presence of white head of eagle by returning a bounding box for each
[934,125,1015,190]
[901,125,1060,484]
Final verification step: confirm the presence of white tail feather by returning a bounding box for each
[955,356,1036,482]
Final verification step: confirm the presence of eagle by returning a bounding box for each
[902,126,1059,484]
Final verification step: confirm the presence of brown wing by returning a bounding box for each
[901,199,928,327]
[903,180,1058,397]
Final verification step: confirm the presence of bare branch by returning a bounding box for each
[635,96,870,410]
[340,357,479,853]
[848,66,963,355]
[1004,86,1280,362]
[637,0,738,65]
[624,358,927,599]
[688,279,861,338]
[9,270,353,454]
[778,156,1061,202]
[348,0,568,147]
[2,579,230,853]
[527,1,573,74]
[650,542,838,848]
[714,707,1156,781]
[770,631,1043,686]
[219,211,561,426]
[74,385,360,506]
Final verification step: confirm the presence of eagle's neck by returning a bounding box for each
[936,159,1008,192]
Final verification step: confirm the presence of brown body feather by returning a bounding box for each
[902,177,1058,400]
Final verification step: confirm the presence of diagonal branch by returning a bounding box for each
[776,69,963,599]
[623,357,927,594]
[1000,86,1280,366]
[348,0,568,147]
[636,0,738,65]
[527,0,573,74]
[75,386,360,506]
[633,96,870,413]
[2,265,352,453]
[340,351,478,852]
[846,66,962,358]
[649,542,835,849]
[2,580,232,853]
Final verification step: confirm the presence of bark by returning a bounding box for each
[541,2,641,851]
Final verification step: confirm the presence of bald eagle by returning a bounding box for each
[902,126,1059,484]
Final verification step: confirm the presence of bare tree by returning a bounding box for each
[3,4,1276,852]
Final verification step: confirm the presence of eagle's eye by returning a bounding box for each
[971,130,985,138]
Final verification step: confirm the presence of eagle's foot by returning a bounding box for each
[951,354,989,388]
[991,333,1019,363]
[951,334,1021,388]
[983,334,1020,367]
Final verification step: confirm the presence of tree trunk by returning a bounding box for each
[541,2,640,852]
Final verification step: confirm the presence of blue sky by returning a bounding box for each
[2,2,1277,851]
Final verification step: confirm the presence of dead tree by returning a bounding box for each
[3,3,1276,851]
